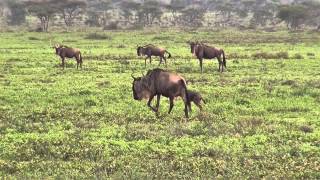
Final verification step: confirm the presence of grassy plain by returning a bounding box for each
[0,29,319,178]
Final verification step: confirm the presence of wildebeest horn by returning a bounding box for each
[131,73,137,80]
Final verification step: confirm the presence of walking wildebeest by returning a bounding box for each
[186,90,206,111]
[137,44,172,67]
[53,44,83,69]
[131,68,190,118]
[189,42,226,73]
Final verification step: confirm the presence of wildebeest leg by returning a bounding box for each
[149,56,152,64]
[217,57,222,72]
[76,58,79,69]
[147,96,157,112]
[195,102,202,111]
[145,57,148,67]
[159,57,162,66]
[155,94,161,112]
[182,96,189,118]
[163,57,167,67]
[184,101,189,118]
[61,57,65,69]
[168,97,174,114]
[199,58,203,73]
[188,102,192,112]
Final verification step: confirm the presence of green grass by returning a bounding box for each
[0,29,319,179]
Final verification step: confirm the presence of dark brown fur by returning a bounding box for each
[189,42,226,73]
[186,90,206,111]
[137,44,172,67]
[54,44,83,69]
[132,68,190,118]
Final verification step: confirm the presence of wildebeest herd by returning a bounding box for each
[53,42,225,118]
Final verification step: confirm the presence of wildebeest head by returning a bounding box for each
[189,42,199,56]
[53,44,63,55]
[131,74,150,100]
[137,46,142,56]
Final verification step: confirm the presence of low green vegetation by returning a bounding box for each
[0,29,319,179]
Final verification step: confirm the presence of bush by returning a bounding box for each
[103,21,120,30]
[85,33,112,40]
[293,53,304,59]
[28,37,40,41]
[307,52,315,56]
[252,51,289,59]
[276,51,289,59]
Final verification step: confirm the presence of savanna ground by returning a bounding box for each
[0,29,319,179]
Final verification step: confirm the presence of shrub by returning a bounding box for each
[252,51,289,59]
[275,51,289,59]
[307,52,315,56]
[299,125,313,133]
[293,53,304,59]
[85,33,112,40]
[28,36,40,41]
[252,52,273,59]
[103,21,120,30]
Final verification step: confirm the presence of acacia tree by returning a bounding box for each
[165,0,185,25]
[119,0,140,25]
[139,0,164,26]
[57,0,86,27]
[25,0,59,32]
[7,0,27,26]
[85,0,112,27]
[179,5,207,27]
[277,4,308,30]
[245,0,278,27]
[209,0,247,27]
[302,1,320,30]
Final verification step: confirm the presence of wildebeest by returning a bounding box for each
[131,68,190,118]
[189,42,226,73]
[137,44,172,67]
[186,90,206,111]
[53,44,83,69]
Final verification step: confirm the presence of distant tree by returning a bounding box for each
[140,0,164,26]
[277,4,308,30]
[246,0,278,27]
[25,0,59,32]
[210,0,246,27]
[56,0,86,27]
[179,5,206,27]
[165,0,185,25]
[7,0,27,26]
[85,0,112,27]
[119,0,140,25]
[301,1,320,30]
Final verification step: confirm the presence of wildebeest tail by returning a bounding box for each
[222,50,226,67]
[79,52,83,63]
[180,80,191,110]
[165,50,172,58]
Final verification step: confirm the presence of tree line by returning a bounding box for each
[1,0,320,32]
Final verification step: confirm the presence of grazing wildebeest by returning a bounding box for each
[189,42,226,73]
[131,68,190,118]
[137,44,172,67]
[186,90,206,111]
[53,44,83,69]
